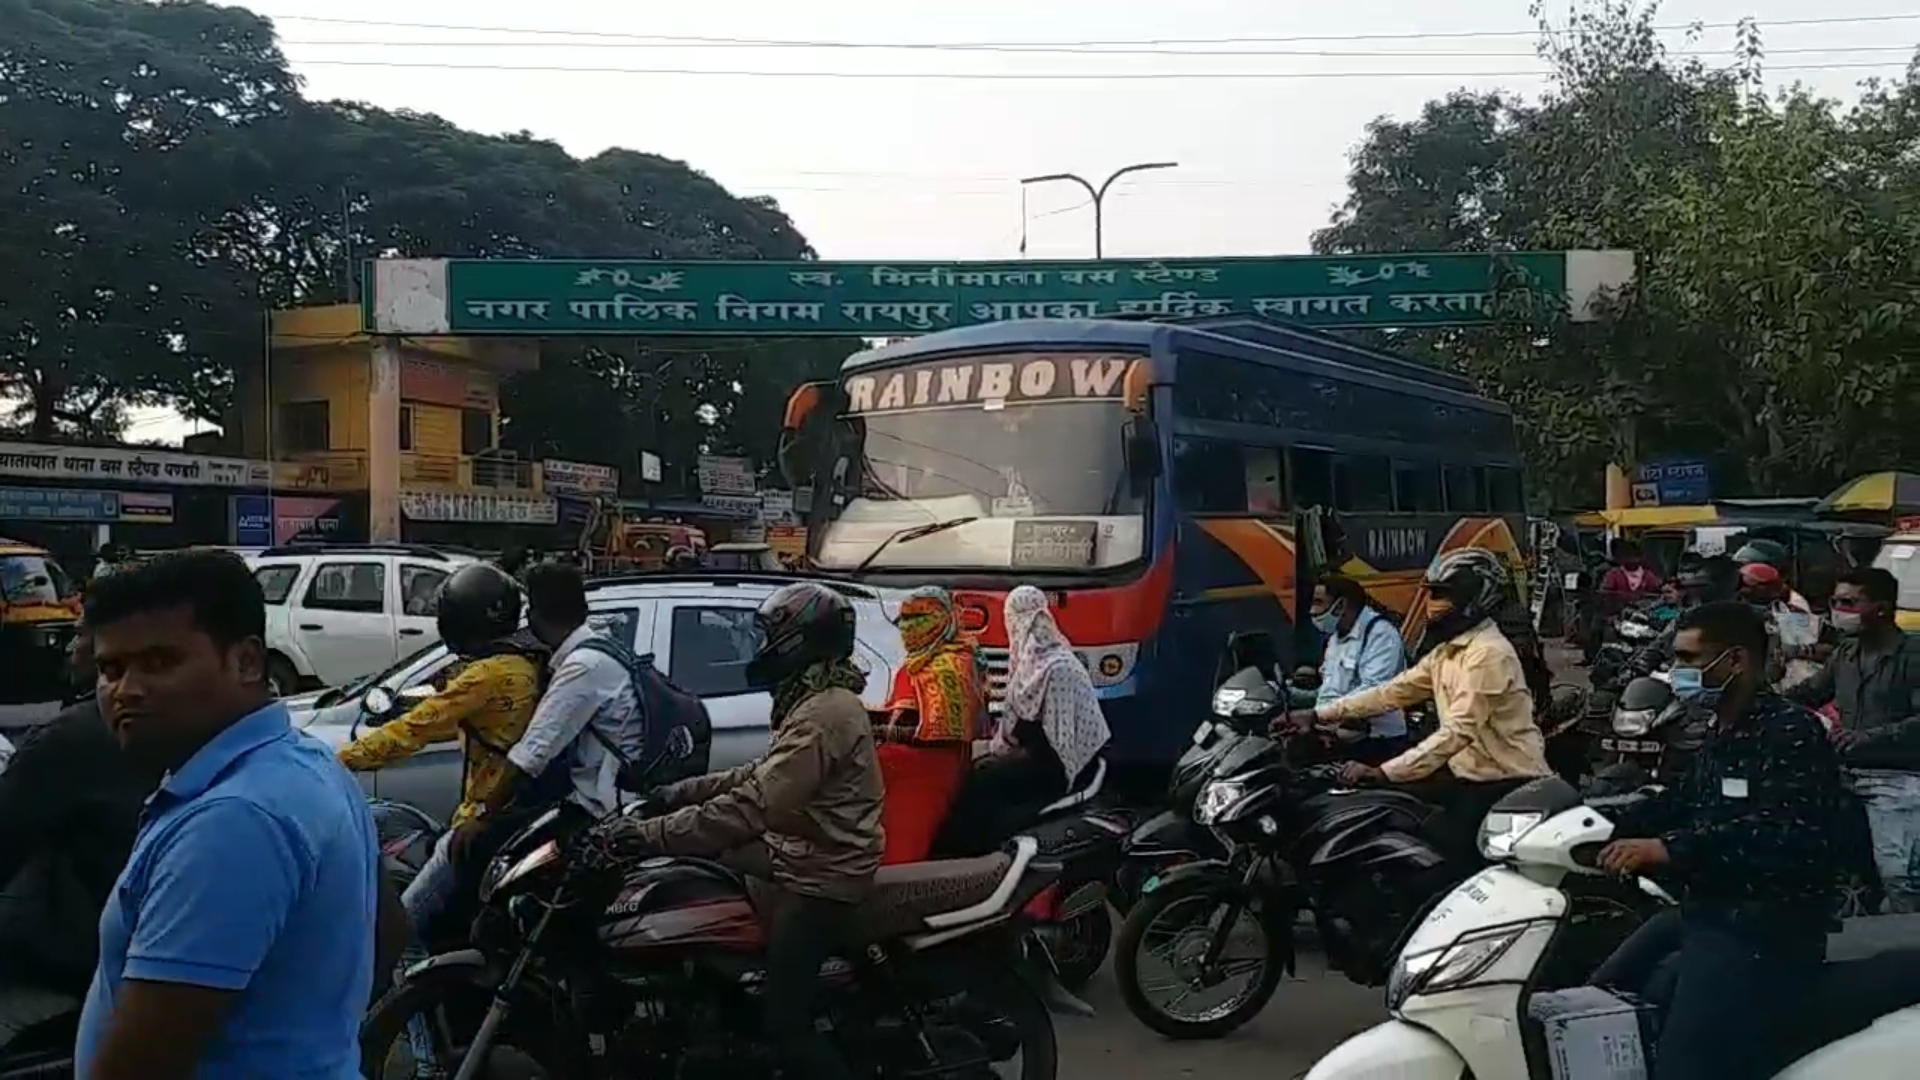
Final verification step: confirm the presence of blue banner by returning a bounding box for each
[0,487,120,522]
[1633,460,1712,506]
[233,494,272,547]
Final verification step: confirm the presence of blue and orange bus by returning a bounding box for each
[779,315,1527,792]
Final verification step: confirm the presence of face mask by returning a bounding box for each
[1830,610,1866,636]
[1313,608,1340,636]
[1670,648,1735,706]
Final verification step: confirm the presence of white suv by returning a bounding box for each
[248,543,478,695]
[290,572,907,825]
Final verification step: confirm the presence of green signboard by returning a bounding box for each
[400,252,1577,337]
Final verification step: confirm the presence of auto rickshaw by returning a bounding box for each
[0,539,82,704]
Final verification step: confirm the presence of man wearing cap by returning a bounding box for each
[1737,562,1827,689]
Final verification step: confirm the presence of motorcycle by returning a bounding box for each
[363,801,1075,1080]
[1307,775,1920,1080]
[1107,669,1277,917]
[1111,668,1648,1042]
[1587,670,1709,794]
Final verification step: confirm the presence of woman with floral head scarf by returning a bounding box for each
[875,586,983,863]
[933,586,1111,857]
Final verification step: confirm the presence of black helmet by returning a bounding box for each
[745,581,855,689]
[1731,538,1787,569]
[436,563,523,656]
[1424,547,1510,626]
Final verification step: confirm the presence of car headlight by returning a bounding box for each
[1195,780,1244,825]
[1612,709,1656,737]
[1476,810,1542,860]
[1387,922,1531,1010]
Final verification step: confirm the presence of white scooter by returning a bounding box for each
[1307,776,1920,1080]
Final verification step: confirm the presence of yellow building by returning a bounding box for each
[226,303,554,540]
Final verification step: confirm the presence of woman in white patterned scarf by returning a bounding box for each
[933,586,1110,856]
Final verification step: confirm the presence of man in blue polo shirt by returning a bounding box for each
[76,550,377,1079]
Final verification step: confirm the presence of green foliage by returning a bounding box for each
[1316,0,1920,506]
[1,0,852,480]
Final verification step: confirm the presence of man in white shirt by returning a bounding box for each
[453,563,638,880]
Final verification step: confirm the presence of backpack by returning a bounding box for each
[572,636,713,792]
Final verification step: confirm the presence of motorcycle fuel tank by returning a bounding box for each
[597,858,765,957]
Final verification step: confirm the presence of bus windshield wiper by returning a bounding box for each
[852,516,980,574]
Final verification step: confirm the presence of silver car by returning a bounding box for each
[293,575,906,826]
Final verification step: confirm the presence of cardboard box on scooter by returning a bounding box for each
[1529,985,1659,1080]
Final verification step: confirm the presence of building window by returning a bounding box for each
[398,406,414,452]
[277,401,330,453]
[460,408,492,455]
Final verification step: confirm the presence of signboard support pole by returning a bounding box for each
[368,336,404,542]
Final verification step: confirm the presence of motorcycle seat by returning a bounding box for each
[1783,946,1920,1063]
[857,853,1016,939]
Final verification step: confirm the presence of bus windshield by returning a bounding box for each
[812,352,1146,572]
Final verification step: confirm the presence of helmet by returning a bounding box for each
[435,563,523,656]
[1731,538,1788,569]
[745,582,856,689]
[1424,547,1510,625]
[1737,562,1783,589]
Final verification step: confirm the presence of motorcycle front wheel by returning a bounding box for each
[360,965,584,1080]
[1114,878,1285,1041]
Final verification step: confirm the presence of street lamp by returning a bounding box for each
[1020,161,1178,259]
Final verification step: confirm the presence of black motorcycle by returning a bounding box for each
[1587,671,1709,794]
[362,797,1092,1080]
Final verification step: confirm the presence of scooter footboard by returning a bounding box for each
[1304,1020,1467,1080]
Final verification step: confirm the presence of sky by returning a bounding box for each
[123,0,1920,445]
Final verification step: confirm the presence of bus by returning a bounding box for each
[778,315,1527,790]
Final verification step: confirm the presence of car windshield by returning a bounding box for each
[811,351,1147,572]
[0,553,71,605]
[319,640,447,706]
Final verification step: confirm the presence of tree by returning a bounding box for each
[1314,0,1920,504]
[0,0,296,439]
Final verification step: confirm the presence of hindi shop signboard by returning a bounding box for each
[363,252,1637,338]
[0,441,272,489]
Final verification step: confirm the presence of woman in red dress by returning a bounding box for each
[875,587,983,865]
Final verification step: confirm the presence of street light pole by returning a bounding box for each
[1020,161,1178,259]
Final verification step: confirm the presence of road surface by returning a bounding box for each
[1057,947,1386,1078]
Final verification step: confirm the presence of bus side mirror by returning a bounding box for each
[778,380,842,487]
[1123,418,1161,495]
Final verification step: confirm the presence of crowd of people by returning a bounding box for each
[0,549,1113,1078]
[0,531,1915,1077]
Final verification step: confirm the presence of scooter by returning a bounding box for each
[1305,776,1920,1080]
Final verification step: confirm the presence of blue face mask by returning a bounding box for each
[1312,602,1342,636]
[1670,648,1734,706]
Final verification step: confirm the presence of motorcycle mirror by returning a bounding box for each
[361,687,396,718]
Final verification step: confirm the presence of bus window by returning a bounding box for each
[1483,466,1525,512]
[1173,437,1249,513]
[1289,446,1336,509]
[1444,464,1486,513]
[1393,460,1444,513]
[1334,454,1394,512]
[1243,445,1284,514]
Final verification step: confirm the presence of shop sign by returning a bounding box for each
[542,458,619,496]
[0,440,270,488]
[119,491,176,524]
[699,494,762,518]
[696,455,754,495]
[0,487,121,522]
[401,489,558,524]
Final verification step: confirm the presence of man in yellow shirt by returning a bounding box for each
[1281,548,1551,844]
[338,563,541,934]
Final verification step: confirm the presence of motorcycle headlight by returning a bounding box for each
[1386,922,1531,1010]
[1211,688,1246,716]
[1612,709,1656,737]
[1195,780,1245,825]
[479,839,559,903]
[1618,620,1654,641]
[1476,810,1542,861]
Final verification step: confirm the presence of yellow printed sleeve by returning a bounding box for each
[336,658,500,772]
